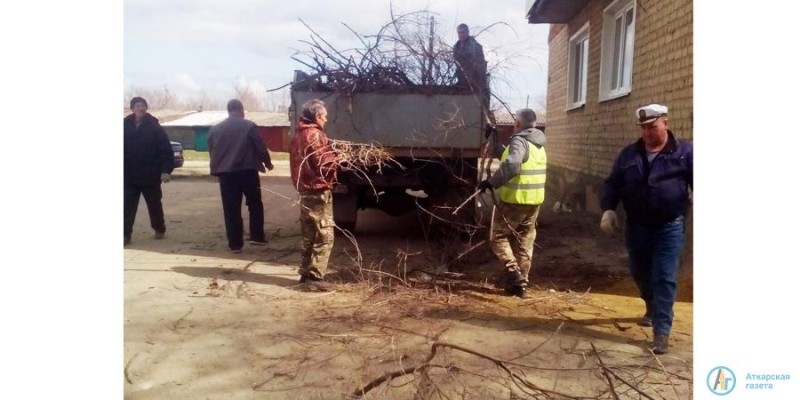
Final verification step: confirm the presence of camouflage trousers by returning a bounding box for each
[489,202,541,282]
[299,189,335,280]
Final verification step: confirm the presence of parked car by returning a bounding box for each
[171,141,184,168]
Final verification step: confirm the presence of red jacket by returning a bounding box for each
[290,118,337,191]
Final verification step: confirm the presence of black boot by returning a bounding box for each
[300,274,334,292]
[651,333,669,354]
[639,302,653,326]
[501,268,527,298]
[509,283,528,298]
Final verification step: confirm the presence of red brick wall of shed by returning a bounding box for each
[259,126,290,153]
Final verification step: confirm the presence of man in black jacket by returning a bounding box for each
[123,97,174,246]
[208,99,273,253]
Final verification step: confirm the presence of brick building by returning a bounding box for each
[526,0,692,213]
[526,0,693,289]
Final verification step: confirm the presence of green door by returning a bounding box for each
[193,127,209,151]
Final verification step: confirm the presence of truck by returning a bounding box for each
[289,70,489,232]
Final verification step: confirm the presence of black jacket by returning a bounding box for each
[124,113,174,185]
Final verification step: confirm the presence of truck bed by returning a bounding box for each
[291,90,484,151]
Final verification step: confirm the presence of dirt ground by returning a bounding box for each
[124,161,694,399]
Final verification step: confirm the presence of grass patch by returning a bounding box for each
[183,150,288,162]
[183,150,209,161]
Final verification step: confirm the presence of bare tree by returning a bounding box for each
[124,85,177,109]
[233,78,264,111]
[181,90,224,111]
[264,86,290,112]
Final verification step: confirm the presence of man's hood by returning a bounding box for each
[515,127,546,147]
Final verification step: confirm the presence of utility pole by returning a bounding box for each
[526,95,530,108]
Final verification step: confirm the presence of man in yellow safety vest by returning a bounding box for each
[478,109,546,298]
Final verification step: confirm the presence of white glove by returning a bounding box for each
[600,210,618,234]
[160,173,171,183]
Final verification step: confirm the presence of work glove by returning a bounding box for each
[600,210,618,234]
[160,173,171,183]
[478,180,493,193]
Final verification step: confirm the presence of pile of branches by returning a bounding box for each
[292,10,464,94]
[330,139,403,173]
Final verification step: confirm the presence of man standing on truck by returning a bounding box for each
[208,99,274,253]
[599,104,692,354]
[453,23,488,105]
[478,109,546,298]
[124,96,174,246]
[290,99,338,291]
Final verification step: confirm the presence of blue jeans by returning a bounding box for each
[625,217,685,335]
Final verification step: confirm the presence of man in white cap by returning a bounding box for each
[599,104,693,354]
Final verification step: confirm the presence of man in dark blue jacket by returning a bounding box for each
[600,103,693,354]
[123,97,175,246]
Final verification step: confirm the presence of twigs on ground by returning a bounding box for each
[591,343,620,400]
[350,341,591,399]
[599,366,657,400]
[452,189,482,215]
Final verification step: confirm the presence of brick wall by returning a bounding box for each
[541,0,693,286]
[545,0,693,181]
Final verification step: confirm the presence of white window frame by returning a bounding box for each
[599,0,636,101]
[566,22,590,110]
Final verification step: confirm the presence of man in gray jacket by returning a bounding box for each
[208,99,274,253]
[478,109,547,298]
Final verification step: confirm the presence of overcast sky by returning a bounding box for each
[124,0,550,111]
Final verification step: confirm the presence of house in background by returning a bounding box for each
[123,109,195,124]
[161,111,228,151]
[160,110,290,153]
[526,0,693,289]
[525,0,692,213]
[247,112,291,153]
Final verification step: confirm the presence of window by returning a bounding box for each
[566,23,589,110]
[600,0,636,101]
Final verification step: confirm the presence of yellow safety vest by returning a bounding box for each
[497,140,547,205]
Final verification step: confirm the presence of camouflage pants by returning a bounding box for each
[489,202,541,282]
[299,189,335,280]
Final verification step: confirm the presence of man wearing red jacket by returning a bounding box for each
[290,99,338,291]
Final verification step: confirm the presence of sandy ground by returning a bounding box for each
[124,160,693,399]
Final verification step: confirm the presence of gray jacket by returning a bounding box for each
[208,116,271,175]
[488,127,546,188]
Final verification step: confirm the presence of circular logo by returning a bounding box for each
[707,366,736,395]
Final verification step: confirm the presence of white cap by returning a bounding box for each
[635,104,668,125]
